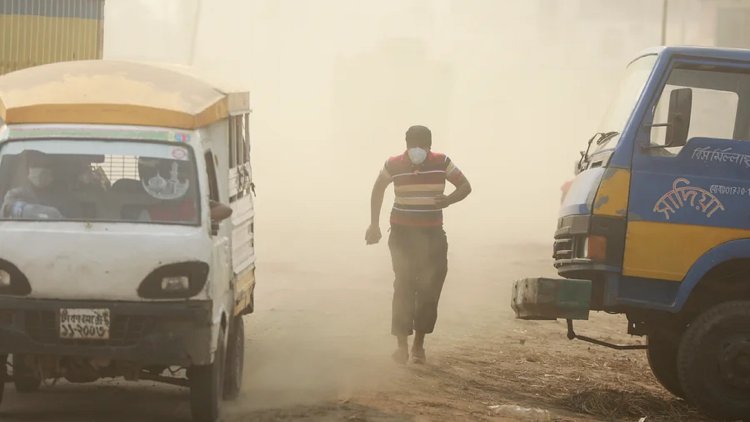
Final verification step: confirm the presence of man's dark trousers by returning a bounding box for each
[388,225,448,336]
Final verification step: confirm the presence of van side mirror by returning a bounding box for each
[210,200,233,223]
[209,200,232,236]
[665,88,692,147]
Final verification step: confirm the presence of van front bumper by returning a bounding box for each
[0,297,213,366]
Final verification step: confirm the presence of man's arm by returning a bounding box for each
[366,173,391,245]
[435,158,472,208]
[435,178,472,208]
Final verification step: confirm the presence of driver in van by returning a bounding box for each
[1,153,69,220]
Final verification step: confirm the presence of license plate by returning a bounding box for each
[59,308,111,340]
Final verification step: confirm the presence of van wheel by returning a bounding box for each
[677,301,750,420]
[223,316,245,400]
[646,330,684,398]
[189,328,225,422]
[12,354,41,393]
[0,355,7,405]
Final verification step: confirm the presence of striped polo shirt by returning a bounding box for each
[381,151,466,227]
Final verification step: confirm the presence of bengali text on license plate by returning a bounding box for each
[59,308,111,340]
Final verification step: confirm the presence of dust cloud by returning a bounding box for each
[101,0,674,414]
[104,0,670,243]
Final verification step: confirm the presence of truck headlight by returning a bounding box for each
[161,276,189,291]
[0,270,10,288]
[584,235,607,261]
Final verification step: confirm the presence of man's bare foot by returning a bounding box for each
[392,347,409,364]
[411,347,426,364]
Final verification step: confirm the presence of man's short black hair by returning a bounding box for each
[405,125,431,147]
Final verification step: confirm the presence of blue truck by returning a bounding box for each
[512,46,750,420]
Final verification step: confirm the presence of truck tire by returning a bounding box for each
[646,331,684,398]
[12,354,41,393]
[189,328,225,422]
[677,301,750,420]
[223,316,244,400]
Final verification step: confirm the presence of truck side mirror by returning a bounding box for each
[665,88,692,147]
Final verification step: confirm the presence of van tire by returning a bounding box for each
[12,354,41,393]
[223,316,244,401]
[0,355,7,405]
[646,331,684,398]
[189,328,225,422]
[677,301,750,420]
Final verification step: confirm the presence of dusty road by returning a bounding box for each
[0,230,710,421]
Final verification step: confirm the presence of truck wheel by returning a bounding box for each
[677,301,750,420]
[12,354,41,393]
[189,328,225,422]
[223,316,244,400]
[646,331,684,398]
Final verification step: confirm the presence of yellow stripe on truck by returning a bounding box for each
[623,221,750,281]
[593,167,630,217]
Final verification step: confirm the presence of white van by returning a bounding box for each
[0,60,256,422]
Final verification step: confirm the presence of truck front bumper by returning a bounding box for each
[511,277,592,320]
[0,297,213,366]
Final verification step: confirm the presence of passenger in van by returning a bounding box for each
[138,157,198,223]
[0,154,75,220]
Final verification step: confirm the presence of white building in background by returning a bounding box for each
[665,0,750,48]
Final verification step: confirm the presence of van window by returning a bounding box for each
[228,113,252,202]
[228,114,250,169]
[204,151,219,202]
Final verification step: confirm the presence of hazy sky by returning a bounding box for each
[103,0,716,242]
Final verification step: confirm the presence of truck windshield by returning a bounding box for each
[590,54,658,154]
[0,139,200,225]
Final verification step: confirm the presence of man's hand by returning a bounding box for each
[434,194,451,209]
[365,224,382,245]
[435,180,472,209]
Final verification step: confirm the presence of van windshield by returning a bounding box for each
[0,139,200,225]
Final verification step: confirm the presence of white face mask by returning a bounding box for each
[28,167,53,188]
[407,147,428,165]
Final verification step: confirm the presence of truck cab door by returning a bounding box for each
[623,61,750,290]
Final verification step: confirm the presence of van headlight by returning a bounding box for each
[0,270,10,288]
[137,262,209,299]
[161,276,190,292]
[0,259,31,295]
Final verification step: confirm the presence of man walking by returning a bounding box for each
[366,125,471,364]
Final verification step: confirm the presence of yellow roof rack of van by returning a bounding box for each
[0,60,249,130]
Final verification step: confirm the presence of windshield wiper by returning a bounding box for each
[596,131,619,145]
[577,131,619,173]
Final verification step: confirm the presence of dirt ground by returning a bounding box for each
[0,230,713,421]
